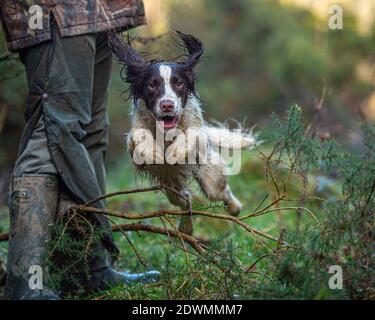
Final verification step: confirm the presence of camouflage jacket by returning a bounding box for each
[0,0,146,51]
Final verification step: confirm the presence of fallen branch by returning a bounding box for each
[83,185,163,207]
[112,223,206,255]
[0,184,292,247]
[76,206,284,244]
[0,185,304,280]
[0,183,310,259]
[0,222,208,254]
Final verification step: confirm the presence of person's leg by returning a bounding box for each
[82,32,159,289]
[38,25,117,254]
[84,32,112,195]
[57,32,111,220]
[5,36,61,300]
[5,175,59,300]
[5,22,116,299]
[13,117,58,176]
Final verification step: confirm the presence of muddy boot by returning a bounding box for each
[56,191,160,292]
[86,247,160,291]
[57,189,77,218]
[4,175,60,300]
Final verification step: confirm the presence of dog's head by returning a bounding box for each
[109,31,204,129]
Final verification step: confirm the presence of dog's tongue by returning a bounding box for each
[162,117,177,129]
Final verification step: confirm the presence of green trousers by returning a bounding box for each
[13,21,118,254]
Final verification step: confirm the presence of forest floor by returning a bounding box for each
[79,152,338,300]
[0,151,350,300]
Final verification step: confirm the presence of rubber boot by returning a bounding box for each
[57,191,160,292]
[4,175,60,300]
[86,247,160,291]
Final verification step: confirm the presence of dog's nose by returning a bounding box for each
[160,100,175,113]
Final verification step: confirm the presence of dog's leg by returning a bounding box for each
[196,152,243,216]
[165,188,193,235]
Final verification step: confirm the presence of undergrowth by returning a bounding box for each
[37,105,375,299]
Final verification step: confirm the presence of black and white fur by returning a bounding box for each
[109,31,256,235]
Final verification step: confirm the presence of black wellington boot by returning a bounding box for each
[86,248,160,291]
[57,191,160,292]
[4,175,60,300]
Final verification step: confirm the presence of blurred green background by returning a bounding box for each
[0,0,374,201]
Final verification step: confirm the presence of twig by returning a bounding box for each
[246,254,272,273]
[48,211,77,258]
[75,212,95,262]
[77,206,285,244]
[83,184,191,207]
[241,206,319,224]
[112,223,206,255]
[163,215,192,269]
[107,216,149,269]
[83,185,162,207]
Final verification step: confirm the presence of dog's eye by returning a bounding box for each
[148,81,157,90]
[176,81,184,88]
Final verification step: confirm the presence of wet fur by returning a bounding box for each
[109,31,254,235]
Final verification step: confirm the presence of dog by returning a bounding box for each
[108,31,256,235]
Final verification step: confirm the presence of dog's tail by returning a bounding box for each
[205,125,259,150]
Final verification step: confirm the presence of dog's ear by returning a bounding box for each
[107,32,147,67]
[107,32,149,85]
[107,32,149,99]
[176,31,204,70]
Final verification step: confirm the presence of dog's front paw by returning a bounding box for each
[227,198,243,217]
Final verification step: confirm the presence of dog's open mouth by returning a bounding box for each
[158,116,179,129]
